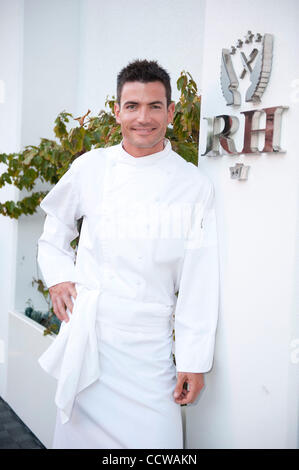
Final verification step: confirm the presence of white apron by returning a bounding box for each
[37,139,219,449]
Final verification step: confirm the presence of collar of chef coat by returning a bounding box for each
[117,138,172,167]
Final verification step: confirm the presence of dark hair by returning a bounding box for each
[117,59,172,107]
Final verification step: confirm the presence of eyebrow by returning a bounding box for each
[148,101,164,105]
[123,100,164,106]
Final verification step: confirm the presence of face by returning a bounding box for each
[114,81,175,157]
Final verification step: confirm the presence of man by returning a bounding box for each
[37,59,219,449]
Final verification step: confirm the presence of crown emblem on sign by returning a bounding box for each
[220,31,273,106]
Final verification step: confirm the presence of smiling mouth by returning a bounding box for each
[132,128,156,134]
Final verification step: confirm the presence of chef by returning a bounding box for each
[37,59,219,449]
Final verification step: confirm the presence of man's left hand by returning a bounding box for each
[173,372,204,405]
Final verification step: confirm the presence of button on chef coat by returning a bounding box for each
[37,138,219,424]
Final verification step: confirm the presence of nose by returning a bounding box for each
[136,106,150,124]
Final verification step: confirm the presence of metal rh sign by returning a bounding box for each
[201,31,288,180]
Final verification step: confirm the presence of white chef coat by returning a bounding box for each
[37,138,219,448]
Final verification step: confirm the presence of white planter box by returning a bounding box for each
[6,310,57,449]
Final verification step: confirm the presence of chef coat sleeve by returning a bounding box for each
[37,158,83,288]
[174,177,219,373]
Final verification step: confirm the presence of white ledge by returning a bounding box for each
[9,310,55,341]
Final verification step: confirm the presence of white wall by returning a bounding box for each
[15,0,81,313]
[185,0,299,449]
[77,0,206,115]
[0,0,24,398]
[21,0,81,147]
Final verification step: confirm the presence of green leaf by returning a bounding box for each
[23,148,39,165]
[177,75,185,91]
[67,127,85,155]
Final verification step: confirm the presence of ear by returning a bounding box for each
[114,102,121,124]
[167,101,175,124]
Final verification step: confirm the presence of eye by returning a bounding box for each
[126,104,136,110]
[151,105,161,109]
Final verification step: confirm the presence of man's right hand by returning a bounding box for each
[48,281,77,323]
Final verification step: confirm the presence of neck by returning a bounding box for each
[122,138,165,158]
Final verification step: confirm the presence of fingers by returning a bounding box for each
[53,296,69,323]
[174,387,188,402]
[69,283,77,299]
[64,294,75,315]
[174,382,193,405]
[174,390,194,405]
[173,374,186,400]
[173,372,205,405]
[49,281,77,323]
